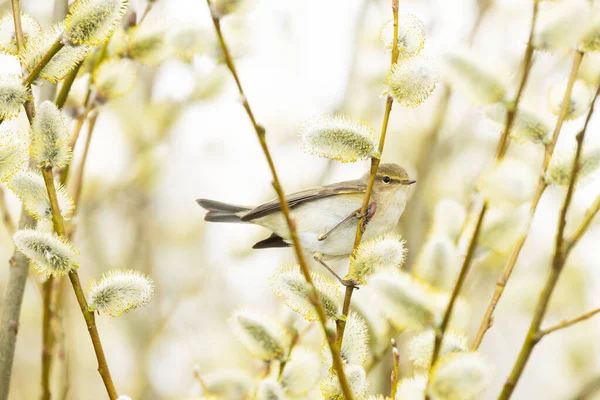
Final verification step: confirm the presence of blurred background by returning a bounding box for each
[1,0,600,398]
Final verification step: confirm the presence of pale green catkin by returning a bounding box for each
[13,229,79,277]
[88,269,155,316]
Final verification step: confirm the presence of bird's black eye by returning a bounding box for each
[382,176,391,184]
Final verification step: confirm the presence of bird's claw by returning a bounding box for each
[359,202,377,233]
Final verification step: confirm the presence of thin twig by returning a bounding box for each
[336,0,401,349]
[424,203,487,399]
[565,193,600,253]
[390,339,400,399]
[205,1,353,398]
[497,63,600,400]
[55,61,83,110]
[0,187,16,236]
[421,3,540,384]
[40,166,119,399]
[540,307,600,337]
[472,50,585,351]
[495,1,538,159]
[71,112,98,208]
[0,4,39,398]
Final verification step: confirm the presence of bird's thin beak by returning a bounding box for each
[402,179,416,185]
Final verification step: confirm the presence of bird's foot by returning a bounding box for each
[359,201,377,233]
[313,253,359,289]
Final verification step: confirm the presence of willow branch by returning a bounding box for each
[0,4,38,398]
[421,3,540,380]
[40,165,118,399]
[336,0,400,349]
[495,1,538,159]
[540,307,600,337]
[205,1,353,398]
[0,187,16,236]
[472,50,585,350]
[497,63,600,400]
[424,203,487,399]
[565,193,600,253]
[71,112,98,208]
[390,340,400,399]
[55,61,83,109]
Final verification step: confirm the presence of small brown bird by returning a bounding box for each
[197,163,415,259]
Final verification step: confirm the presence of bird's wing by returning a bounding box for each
[240,179,366,222]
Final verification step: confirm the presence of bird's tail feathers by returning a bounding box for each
[196,199,251,223]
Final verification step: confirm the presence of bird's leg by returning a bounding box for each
[313,252,359,288]
[317,201,377,241]
[360,201,377,233]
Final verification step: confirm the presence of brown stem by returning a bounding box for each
[40,278,54,400]
[495,1,538,160]
[55,62,83,110]
[0,188,16,236]
[390,340,400,399]
[424,203,487,399]
[472,50,585,351]
[67,270,118,399]
[205,1,353,398]
[497,62,599,400]
[337,0,400,349]
[565,193,600,253]
[22,39,65,87]
[0,4,39,398]
[540,307,600,337]
[39,145,118,400]
[71,112,98,208]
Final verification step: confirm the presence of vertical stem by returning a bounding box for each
[420,5,541,393]
[472,50,584,350]
[497,78,600,400]
[40,165,118,399]
[495,1,538,160]
[0,4,38,399]
[71,112,98,208]
[337,0,400,347]
[204,1,353,398]
[424,203,487,399]
[40,278,54,400]
[0,188,16,236]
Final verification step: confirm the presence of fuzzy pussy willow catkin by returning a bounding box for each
[0,131,28,182]
[546,148,600,186]
[280,347,321,397]
[379,13,425,59]
[429,352,492,400]
[65,0,129,46]
[413,235,458,291]
[8,170,74,220]
[370,270,439,330]
[333,312,369,366]
[20,23,90,84]
[270,265,341,321]
[0,12,41,55]
[320,364,367,400]
[407,330,468,369]
[386,55,438,107]
[0,74,31,120]
[13,229,79,277]
[230,309,291,361]
[93,58,137,101]
[396,375,427,398]
[299,115,380,162]
[444,50,506,105]
[547,79,592,120]
[485,104,551,145]
[31,101,72,168]
[87,269,154,316]
[347,233,406,284]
